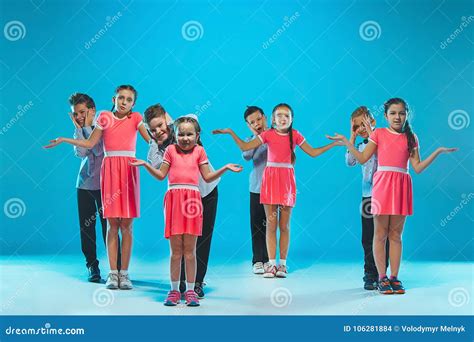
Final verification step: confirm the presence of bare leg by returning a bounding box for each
[183,234,199,285]
[106,218,120,270]
[264,204,278,260]
[387,215,406,278]
[169,235,183,282]
[119,218,134,270]
[373,215,389,277]
[278,206,292,260]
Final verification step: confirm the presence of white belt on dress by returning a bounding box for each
[266,162,293,169]
[377,166,408,174]
[104,150,135,158]
[168,184,200,191]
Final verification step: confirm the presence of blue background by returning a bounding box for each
[1,0,472,264]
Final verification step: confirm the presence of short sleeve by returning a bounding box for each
[413,134,419,149]
[293,129,305,146]
[258,130,270,144]
[162,145,173,165]
[368,129,378,145]
[198,146,209,165]
[95,111,112,130]
[134,112,144,129]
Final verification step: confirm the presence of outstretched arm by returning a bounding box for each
[299,140,341,158]
[129,159,169,180]
[410,147,458,174]
[212,128,262,151]
[45,128,103,149]
[199,163,243,183]
[327,133,376,164]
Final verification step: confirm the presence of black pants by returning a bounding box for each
[180,186,218,283]
[361,197,389,280]
[250,192,268,265]
[77,189,107,268]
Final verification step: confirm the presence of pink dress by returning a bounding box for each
[258,129,305,207]
[162,144,208,238]
[96,111,143,218]
[369,128,418,216]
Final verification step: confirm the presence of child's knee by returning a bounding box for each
[388,230,402,243]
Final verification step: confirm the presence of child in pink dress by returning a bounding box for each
[131,116,242,307]
[328,98,457,295]
[45,85,151,290]
[213,103,340,278]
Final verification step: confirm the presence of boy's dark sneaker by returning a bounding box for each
[389,277,406,294]
[88,264,101,283]
[364,279,377,290]
[377,276,394,294]
[179,281,186,294]
[194,282,205,299]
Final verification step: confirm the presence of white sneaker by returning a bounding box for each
[263,263,277,278]
[252,262,264,274]
[105,272,119,289]
[276,265,288,278]
[119,272,133,290]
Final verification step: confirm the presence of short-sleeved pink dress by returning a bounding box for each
[162,144,209,238]
[96,111,143,218]
[258,129,305,207]
[369,128,418,216]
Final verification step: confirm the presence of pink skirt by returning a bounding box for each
[163,188,203,239]
[371,170,413,216]
[260,166,296,207]
[100,156,140,218]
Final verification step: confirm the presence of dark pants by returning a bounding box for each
[250,192,268,265]
[77,189,107,268]
[78,188,121,270]
[361,196,389,281]
[181,186,218,284]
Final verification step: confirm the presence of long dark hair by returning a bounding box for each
[272,103,295,164]
[384,97,416,156]
[110,84,138,116]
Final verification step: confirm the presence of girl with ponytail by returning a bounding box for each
[328,97,457,295]
[213,103,340,278]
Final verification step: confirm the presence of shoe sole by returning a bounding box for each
[88,277,101,283]
[276,272,287,278]
[106,285,118,290]
[119,286,133,290]
[392,290,405,294]
[253,270,264,274]
[164,302,179,306]
[263,274,275,278]
[186,302,200,307]
[378,290,394,294]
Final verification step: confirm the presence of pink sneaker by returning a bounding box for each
[263,263,277,278]
[276,265,288,278]
[185,290,200,307]
[164,290,181,306]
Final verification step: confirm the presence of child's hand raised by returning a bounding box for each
[226,163,243,172]
[212,128,232,135]
[438,147,458,154]
[362,115,373,135]
[129,159,147,167]
[44,137,64,149]
[69,112,81,129]
[326,133,349,146]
